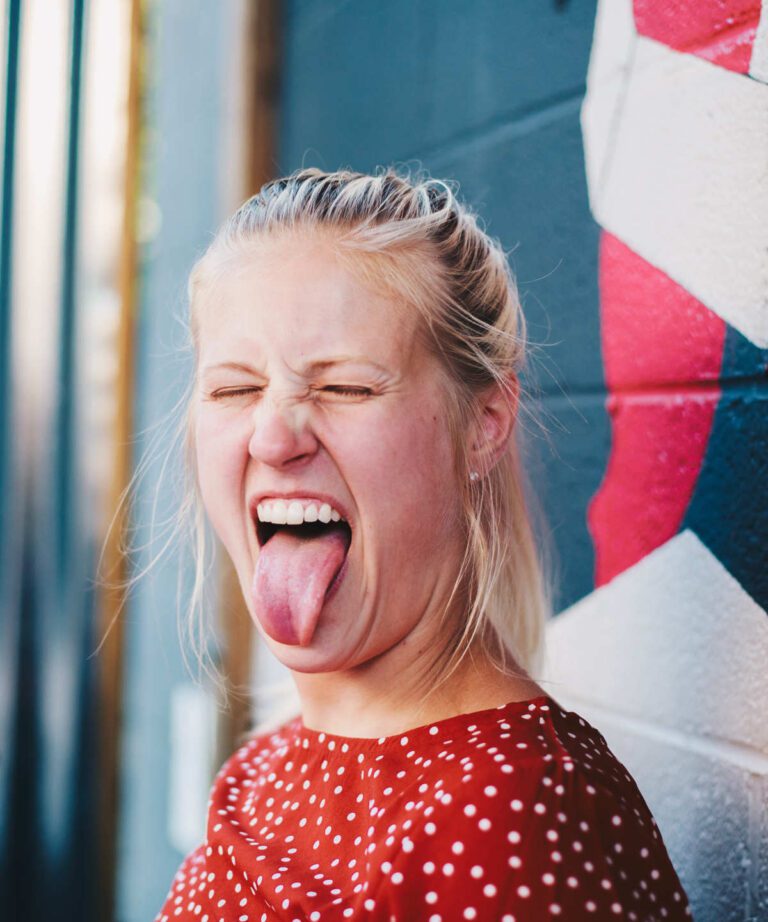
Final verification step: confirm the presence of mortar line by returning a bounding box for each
[401,90,585,171]
[553,692,768,774]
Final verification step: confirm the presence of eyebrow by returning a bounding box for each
[200,361,261,376]
[200,356,390,376]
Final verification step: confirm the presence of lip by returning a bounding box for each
[247,490,353,530]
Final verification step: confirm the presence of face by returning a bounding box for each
[193,233,466,675]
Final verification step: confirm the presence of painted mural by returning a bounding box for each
[584,0,768,598]
[547,2,768,919]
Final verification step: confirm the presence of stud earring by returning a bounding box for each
[469,471,480,482]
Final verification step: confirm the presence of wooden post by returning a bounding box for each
[95,0,142,918]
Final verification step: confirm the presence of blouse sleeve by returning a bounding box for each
[369,758,691,921]
[153,843,209,922]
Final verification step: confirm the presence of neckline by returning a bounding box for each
[292,694,556,747]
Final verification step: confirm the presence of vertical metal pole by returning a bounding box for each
[0,0,22,908]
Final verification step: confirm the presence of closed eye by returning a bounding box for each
[210,386,264,399]
[209,384,373,401]
[319,385,373,397]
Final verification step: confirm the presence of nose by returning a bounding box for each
[247,392,319,470]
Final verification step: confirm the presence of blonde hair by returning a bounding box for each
[181,167,555,719]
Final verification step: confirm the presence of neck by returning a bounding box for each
[291,624,544,738]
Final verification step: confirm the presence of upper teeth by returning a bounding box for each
[256,499,344,525]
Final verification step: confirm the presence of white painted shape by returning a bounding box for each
[168,683,218,854]
[580,0,637,200]
[582,31,768,347]
[751,1,768,83]
[252,635,301,735]
[545,529,768,752]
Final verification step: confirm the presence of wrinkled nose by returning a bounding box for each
[247,394,319,470]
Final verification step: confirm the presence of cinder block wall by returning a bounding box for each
[276,2,768,920]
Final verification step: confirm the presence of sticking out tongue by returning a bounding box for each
[251,524,350,646]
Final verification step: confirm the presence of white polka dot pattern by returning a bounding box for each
[154,696,690,920]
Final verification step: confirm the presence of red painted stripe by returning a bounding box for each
[633,0,760,74]
[588,233,726,585]
[598,234,726,390]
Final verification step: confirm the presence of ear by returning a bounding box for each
[468,374,519,475]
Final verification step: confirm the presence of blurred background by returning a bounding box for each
[1,1,766,920]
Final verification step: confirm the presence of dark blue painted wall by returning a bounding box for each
[278,0,603,610]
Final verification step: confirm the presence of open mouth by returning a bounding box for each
[256,519,353,603]
[256,518,351,551]
[250,499,354,645]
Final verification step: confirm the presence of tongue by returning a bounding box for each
[251,525,349,646]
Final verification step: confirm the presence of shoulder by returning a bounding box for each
[154,843,208,922]
[387,696,648,838]
[206,718,299,807]
[393,697,644,817]
[426,697,677,867]
[369,699,690,920]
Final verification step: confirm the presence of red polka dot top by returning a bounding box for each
[156,695,690,921]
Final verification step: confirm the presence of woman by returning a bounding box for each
[155,168,690,921]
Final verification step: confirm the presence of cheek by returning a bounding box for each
[194,410,248,541]
[347,401,458,526]
[407,413,459,514]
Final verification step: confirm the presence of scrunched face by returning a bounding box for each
[192,233,468,677]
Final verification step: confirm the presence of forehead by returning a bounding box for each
[195,235,422,367]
